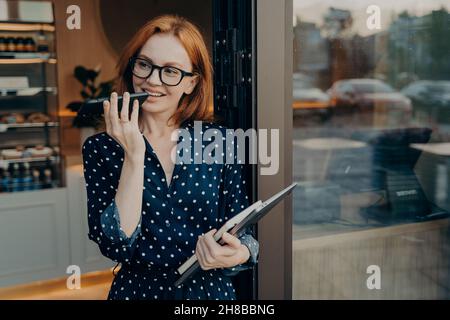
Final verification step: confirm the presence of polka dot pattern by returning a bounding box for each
[82,120,259,300]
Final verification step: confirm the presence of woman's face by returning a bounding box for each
[132,33,198,118]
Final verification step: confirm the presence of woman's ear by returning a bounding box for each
[184,74,200,95]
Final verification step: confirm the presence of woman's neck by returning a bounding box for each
[139,113,179,139]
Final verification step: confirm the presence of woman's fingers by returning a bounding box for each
[196,237,210,270]
[109,92,120,130]
[120,92,130,122]
[103,100,111,132]
[203,230,235,257]
[130,99,139,125]
[200,237,215,266]
[221,232,242,250]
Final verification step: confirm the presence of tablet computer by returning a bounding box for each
[174,182,297,287]
[221,182,298,243]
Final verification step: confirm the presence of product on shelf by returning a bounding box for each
[1,113,26,124]
[1,147,23,160]
[15,37,25,52]
[0,112,52,124]
[0,37,6,51]
[24,37,37,52]
[32,168,41,190]
[0,162,11,192]
[1,144,55,160]
[6,37,15,52]
[0,161,56,193]
[22,162,33,190]
[11,162,22,192]
[26,112,51,123]
[0,36,39,53]
[42,168,52,188]
[36,34,49,53]
[29,145,53,158]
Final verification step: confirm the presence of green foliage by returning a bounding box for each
[66,65,116,128]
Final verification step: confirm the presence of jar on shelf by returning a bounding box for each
[32,168,42,190]
[15,37,25,52]
[6,37,16,52]
[1,162,12,193]
[24,37,36,52]
[4,37,11,52]
[0,37,6,52]
[36,34,49,53]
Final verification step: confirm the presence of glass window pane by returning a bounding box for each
[292,0,450,299]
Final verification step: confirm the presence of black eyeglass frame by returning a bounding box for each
[129,57,197,86]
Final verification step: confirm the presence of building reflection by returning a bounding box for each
[292,3,450,299]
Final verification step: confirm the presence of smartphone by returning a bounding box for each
[77,92,150,117]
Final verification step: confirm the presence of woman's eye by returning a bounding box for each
[163,67,180,77]
[138,61,151,69]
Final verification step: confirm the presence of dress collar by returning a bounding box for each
[142,119,194,157]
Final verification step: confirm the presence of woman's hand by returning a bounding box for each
[103,92,145,161]
[196,229,250,270]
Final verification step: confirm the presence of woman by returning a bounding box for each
[82,14,259,300]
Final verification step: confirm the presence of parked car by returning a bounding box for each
[292,74,331,120]
[327,78,412,126]
[401,80,450,123]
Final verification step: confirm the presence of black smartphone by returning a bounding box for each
[77,92,150,117]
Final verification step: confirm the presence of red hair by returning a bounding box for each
[115,14,214,127]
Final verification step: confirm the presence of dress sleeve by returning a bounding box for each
[219,133,259,277]
[82,136,141,264]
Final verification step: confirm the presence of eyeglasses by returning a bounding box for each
[129,57,196,86]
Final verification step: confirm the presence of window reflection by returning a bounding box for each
[292,1,450,299]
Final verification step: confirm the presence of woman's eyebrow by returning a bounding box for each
[138,54,184,69]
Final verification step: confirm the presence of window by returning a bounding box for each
[292,0,450,299]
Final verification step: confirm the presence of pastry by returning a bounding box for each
[1,149,23,160]
[2,113,25,124]
[28,145,53,158]
[27,112,51,123]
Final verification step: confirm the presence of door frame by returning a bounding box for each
[256,0,293,300]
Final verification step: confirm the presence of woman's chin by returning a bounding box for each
[141,102,168,113]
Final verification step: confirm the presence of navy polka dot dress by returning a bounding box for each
[82,120,259,300]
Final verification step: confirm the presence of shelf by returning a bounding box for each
[0,183,63,194]
[0,122,59,132]
[0,155,59,165]
[0,2,63,197]
[0,52,52,59]
[0,58,56,64]
[0,87,57,96]
[0,184,61,193]
[0,22,55,32]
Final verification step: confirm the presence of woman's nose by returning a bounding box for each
[146,68,163,86]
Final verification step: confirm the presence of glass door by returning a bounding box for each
[292,0,450,299]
